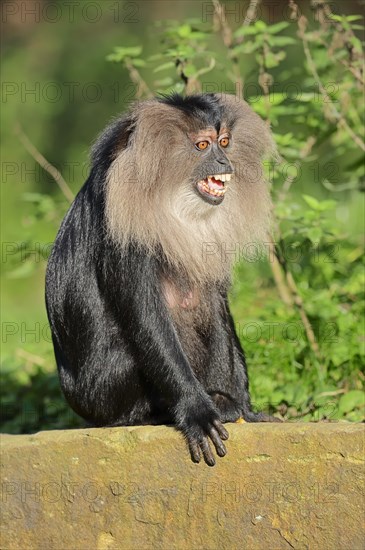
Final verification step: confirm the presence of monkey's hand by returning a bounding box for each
[175,394,229,466]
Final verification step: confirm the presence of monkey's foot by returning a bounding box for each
[210,393,242,423]
[242,411,282,423]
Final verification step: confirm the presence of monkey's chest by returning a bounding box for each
[161,277,212,377]
[161,278,200,310]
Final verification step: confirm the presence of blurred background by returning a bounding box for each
[1,0,364,432]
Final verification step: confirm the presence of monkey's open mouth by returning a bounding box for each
[196,174,232,205]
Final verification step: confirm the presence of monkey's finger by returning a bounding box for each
[208,426,227,457]
[188,438,201,463]
[213,419,229,440]
[200,437,216,467]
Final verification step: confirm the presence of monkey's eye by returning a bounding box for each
[219,137,230,148]
[196,140,210,151]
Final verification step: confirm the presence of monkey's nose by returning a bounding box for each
[216,158,233,173]
[216,157,226,164]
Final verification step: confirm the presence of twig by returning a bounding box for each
[125,60,152,99]
[16,348,48,368]
[268,234,321,359]
[212,0,233,48]
[313,1,365,85]
[211,0,258,94]
[318,34,365,85]
[316,389,346,398]
[195,57,216,79]
[15,123,74,203]
[181,58,216,95]
[322,179,360,192]
[267,237,293,306]
[243,0,261,27]
[285,270,320,356]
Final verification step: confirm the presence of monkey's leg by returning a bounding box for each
[227,328,282,423]
[209,348,281,423]
[209,392,243,423]
[202,293,249,423]
[54,337,158,426]
[229,333,282,424]
[209,292,281,424]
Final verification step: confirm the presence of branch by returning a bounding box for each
[125,60,152,99]
[285,270,320,357]
[297,16,365,152]
[273,239,321,359]
[267,238,294,306]
[243,0,261,27]
[16,348,48,368]
[15,124,74,203]
[211,0,261,93]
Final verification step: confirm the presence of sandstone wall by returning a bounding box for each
[1,423,364,549]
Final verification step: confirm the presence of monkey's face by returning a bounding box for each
[189,128,234,206]
[105,93,274,280]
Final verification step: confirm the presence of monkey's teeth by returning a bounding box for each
[199,178,226,197]
[212,174,232,183]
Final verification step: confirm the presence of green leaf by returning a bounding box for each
[331,14,363,22]
[148,53,163,61]
[255,21,267,31]
[177,24,192,38]
[349,36,363,51]
[345,15,364,21]
[232,41,261,55]
[154,77,174,87]
[303,195,320,209]
[266,93,286,106]
[233,25,259,38]
[188,31,208,40]
[267,22,290,34]
[131,59,146,68]
[317,200,337,211]
[338,391,365,414]
[114,46,142,57]
[153,61,175,73]
[174,82,185,93]
[106,46,143,62]
[306,227,322,243]
[265,51,286,68]
[268,36,296,47]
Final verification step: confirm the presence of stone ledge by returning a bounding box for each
[1,423,364,550]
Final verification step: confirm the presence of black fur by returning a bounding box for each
[159,92,224,131]
[46,95,273,466]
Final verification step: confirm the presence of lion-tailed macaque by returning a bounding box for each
[46,93,279,467]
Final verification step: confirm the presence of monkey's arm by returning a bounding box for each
[98,244,229,465]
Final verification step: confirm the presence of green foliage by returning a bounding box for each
[2,2,364,433]
[106,46,146,68]
[1,355,84,433]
